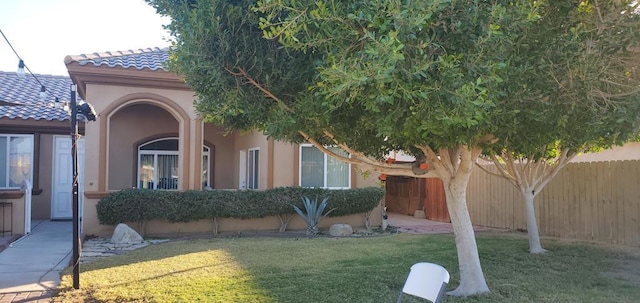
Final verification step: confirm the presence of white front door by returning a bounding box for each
[52,136,85,219]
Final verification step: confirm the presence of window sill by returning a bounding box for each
[0,190,25,199]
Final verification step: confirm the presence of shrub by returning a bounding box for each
[96,189,169,235]
[95,187,385,233]
[166,190,207,223]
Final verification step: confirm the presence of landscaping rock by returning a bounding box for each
[329,224,353,236]
[110,223,144,244]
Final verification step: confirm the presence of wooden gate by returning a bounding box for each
[424,178,450,222]
[384,177,450,222]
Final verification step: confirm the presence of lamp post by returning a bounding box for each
[70,84,80,289]
[69,84,96,289]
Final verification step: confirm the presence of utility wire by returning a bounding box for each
[0,28,64,101]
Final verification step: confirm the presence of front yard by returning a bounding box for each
[54,232,640,302]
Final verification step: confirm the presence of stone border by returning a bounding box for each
[80,238,169,264]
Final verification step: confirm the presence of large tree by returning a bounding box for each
[147,0,637,296]
[477,0,640,254]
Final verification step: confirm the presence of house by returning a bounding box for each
[0,47,382,238]
[0,71,85,236]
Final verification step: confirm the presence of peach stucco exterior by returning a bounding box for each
[65,55,381,237]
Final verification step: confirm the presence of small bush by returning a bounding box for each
[293,196,336,235]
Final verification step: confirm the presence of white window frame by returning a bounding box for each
[298,144,351,189]
[247,148,259,189]
[0,134,34,189]
[136,137,210,190]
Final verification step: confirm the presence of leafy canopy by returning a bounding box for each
[485,1,640,160]
[148,0,545,159]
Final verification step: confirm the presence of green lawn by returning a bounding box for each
[54,232,640,303]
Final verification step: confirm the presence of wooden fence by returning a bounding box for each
[384,176,450,222]
[468,160,640,246]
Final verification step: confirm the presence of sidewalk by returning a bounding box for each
[0,221,71,302]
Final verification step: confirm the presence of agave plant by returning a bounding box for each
[293,196,336,235]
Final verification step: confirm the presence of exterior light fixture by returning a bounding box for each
[17,60,25,78]
[77,100,97,121]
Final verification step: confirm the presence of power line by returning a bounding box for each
[0,28,64,102]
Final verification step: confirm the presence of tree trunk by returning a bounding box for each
[443,170,490,296]
[277,214,293,232]
[523,191,546,254]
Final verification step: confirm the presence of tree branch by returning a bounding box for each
[489,154,520,188]
[298,131,420,176]
[223,66,293,112]
[474,162,504,178]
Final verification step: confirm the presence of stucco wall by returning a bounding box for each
[1,195,25,236]
[32,134,53,219]
[234,131,270,189]
[354,167,382,188]
[83,84,199,193]
[571,142,640,163]
[108,104,179,190]
[204,124,235,189]
[273,141,296,187]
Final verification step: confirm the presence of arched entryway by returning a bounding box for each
[107,102,181,190]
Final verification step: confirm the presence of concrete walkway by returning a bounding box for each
[387,212,488,234]
[0,221,71,302]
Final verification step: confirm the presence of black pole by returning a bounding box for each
[71,84,80,289]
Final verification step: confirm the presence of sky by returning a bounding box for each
[0,0,171,76]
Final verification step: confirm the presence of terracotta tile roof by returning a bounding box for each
[64,47,170,71]
[0,71,77,122]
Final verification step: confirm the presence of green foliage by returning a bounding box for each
[483,1,640,159]
[96,189,169,226]
[324,187,384,217]
[147,0,640,160]
[95,187,384,228]
[293,196,336,235]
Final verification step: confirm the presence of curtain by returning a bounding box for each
[139,154,155,189]
[157,154,178,189]
[8,136,32,188]
[202,154,209,188]
[326,147,349,188]
[301,146,324,187]
[248,150,259,189]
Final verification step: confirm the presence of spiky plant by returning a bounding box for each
[293,196,336,235]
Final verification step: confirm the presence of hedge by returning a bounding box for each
[96,187,384,233]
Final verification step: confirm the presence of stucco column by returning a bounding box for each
[189,118,204,189]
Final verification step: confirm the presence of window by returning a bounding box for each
[247,148,259,189]
[0,135,34,189]
[299,144,350,189]
[137,138,210,190]
[202,146,211,189]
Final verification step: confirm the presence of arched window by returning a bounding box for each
[137,138,210,190]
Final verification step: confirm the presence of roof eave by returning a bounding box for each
[65,63,190,100]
